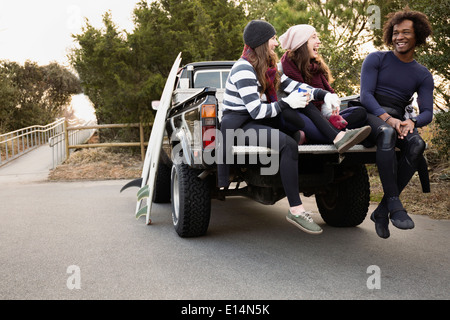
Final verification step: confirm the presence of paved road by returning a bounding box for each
[0,146,449,300]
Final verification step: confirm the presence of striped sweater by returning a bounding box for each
[222,58,329,120]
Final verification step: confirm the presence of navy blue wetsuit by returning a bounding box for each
[361,51,434,128]
[360,51,434,214]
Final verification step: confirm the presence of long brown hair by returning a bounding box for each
[288,42,334,84]
[244,42,281,95]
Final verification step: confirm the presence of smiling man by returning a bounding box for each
[360,8,434,239]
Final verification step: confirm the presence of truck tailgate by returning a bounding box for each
[232,144,376,155]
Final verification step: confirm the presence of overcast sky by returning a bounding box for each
[0,0,140,67]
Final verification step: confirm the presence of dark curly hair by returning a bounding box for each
[383,7,432,47]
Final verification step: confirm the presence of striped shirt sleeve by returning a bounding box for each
[279,73,328,102]
[222,59,283,120]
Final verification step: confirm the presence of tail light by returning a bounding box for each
[201,104,216,149]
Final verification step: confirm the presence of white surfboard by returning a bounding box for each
[136,52,182,225]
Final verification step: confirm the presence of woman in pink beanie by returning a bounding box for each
[279,24,368,144]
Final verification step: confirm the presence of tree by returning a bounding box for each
[70,0,248,131]
[0,60,81,131]
[131,0,246,65]
[245,0,384,96]
[70,13,135,126]
[0,76,19,133]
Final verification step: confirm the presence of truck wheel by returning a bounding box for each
[171,163,211,237]
[152,161,171,203]
[316,165,370,227]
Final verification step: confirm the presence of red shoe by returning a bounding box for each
[329,115,348,130]
[298,130,307,145]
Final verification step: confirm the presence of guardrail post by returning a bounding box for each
[64,119,69,162]
[12,133,15,158]
[139,122,145,161]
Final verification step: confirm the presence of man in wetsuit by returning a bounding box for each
[360,8,434,239]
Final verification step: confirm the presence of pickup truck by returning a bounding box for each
[153,61,376,237]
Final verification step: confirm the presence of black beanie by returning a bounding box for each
[243,20,276,49]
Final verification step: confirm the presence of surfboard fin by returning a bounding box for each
[136,205,148,219]
[136,185,151,221]
[137,185,150,201]
[120,178,143,193]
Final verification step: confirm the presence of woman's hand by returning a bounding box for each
[282,90,309,109]
[324,93,341,114]
[331,107,340,115]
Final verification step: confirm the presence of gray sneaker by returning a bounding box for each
[286,210,323,234]
[334,125,371,153]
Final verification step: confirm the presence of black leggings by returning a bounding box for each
[301,103,340,141]
[366,114,426,198]
[219,115,302,207]
[281,102,340,141]
[281,104,368,143]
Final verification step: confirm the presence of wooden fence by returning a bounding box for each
[65,121,151,162]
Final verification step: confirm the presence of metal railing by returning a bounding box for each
[49,118,97,169]
[0,119,65,167]
[2,118,148,170]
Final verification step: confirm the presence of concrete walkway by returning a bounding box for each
[0,145,53,184]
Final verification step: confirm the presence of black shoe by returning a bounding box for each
[370,205,390,239]
[387,196,415,230]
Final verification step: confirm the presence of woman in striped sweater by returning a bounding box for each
[218,20,369,234]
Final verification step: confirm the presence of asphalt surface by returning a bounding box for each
[0,146,449,300]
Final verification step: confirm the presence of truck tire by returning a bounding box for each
[152,161,171,203]
[171,163,211,237]
[316,165,370,227]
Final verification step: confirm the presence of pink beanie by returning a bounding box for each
[279,24,316,51]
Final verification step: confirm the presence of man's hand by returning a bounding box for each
[399,119,415,138]
[385,117,414,139]
[385,117,403,138]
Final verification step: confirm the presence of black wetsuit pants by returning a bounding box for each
[366,113,426,199]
